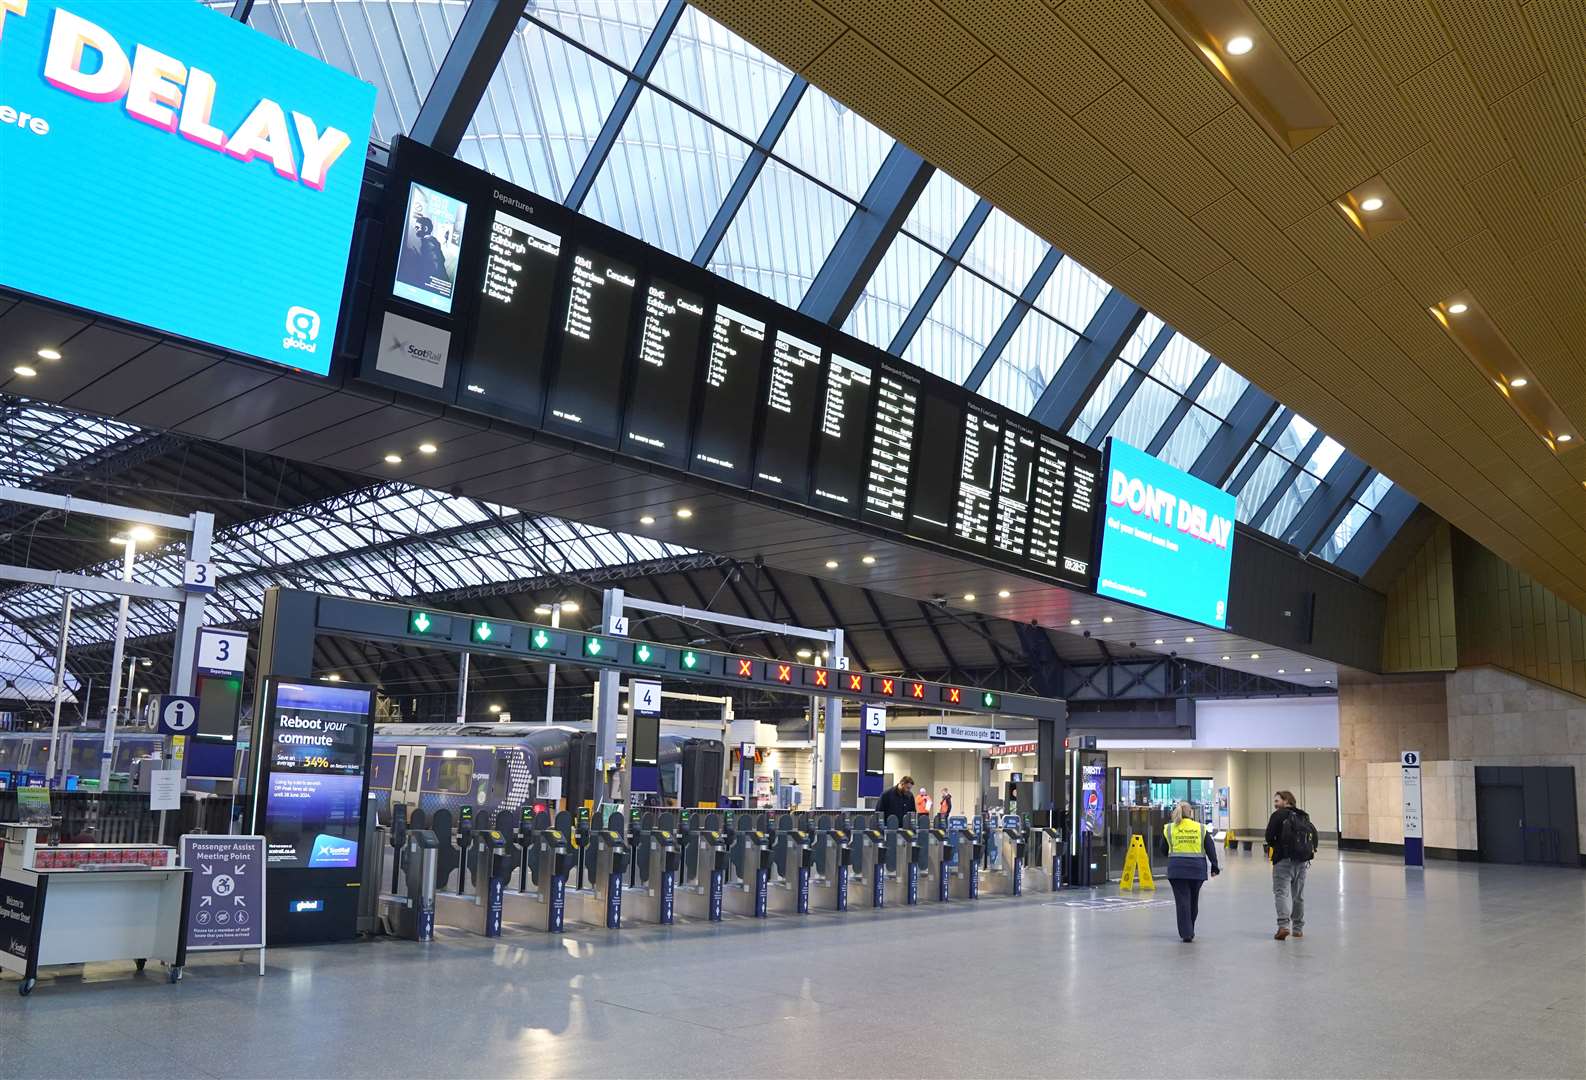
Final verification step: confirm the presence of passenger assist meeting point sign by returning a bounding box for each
[0,1,375,375]
[1095,439,1236,628]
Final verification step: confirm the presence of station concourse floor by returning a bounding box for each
[4,849,1583,1079]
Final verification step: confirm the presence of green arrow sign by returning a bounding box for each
[409,610,433,634]
[473,620,494,642]
[682,650,699,670]
[532,629,551,650]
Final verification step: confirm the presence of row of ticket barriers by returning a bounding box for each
[375,807,1063,939]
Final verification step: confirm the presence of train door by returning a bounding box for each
[392,744,425,816]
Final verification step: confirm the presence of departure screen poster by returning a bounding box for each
[461,207,562,423]
[810,353,874,515]
[909,389,966,540]
[693,305,767,485]
[625,278,707,468]
[259,682,373,869]
[754,330,823,501]
[393,182,468,314]
[545,248,639,442]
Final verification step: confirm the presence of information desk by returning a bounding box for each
[1,824,192,995]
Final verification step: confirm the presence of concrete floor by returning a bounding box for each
[4,849,1583,1079]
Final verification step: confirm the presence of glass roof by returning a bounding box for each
[224,1,1410,571]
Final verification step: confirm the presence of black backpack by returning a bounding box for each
[1280,809,1318,862]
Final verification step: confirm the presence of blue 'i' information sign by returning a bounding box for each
[0,1,375,375]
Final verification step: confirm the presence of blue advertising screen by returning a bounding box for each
[261,681,372,868]
[1095,439,1237,627]
[0,1,375,375]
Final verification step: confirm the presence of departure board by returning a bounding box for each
[1027,433,1072,575]
[810,352,874,515]
[623,277,707,468]
[863,367,920,522]
[909,389,965,539]
[992,419,1037,557]
[461,208,562,423]
[1060,445,1101,582]
[951,403,1000,547]
[544,248,639,442]
[693,305,767,485]
[754,330,823,500]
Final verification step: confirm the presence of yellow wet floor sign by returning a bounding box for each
[1118,834,1155,891]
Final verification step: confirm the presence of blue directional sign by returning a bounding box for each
[157,694,200,736]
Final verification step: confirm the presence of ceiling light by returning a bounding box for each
[384,453,402,464]
[326,673,341,682]
[1359,196,1383,212]
[997,589,1010,599]
[129,525,154,542]
[1324,679,1332,685]
[111,535,129,546]
[140,657,152,667]
[1154,639,1164,645]
[488,704,502,714]
[639,515,655,526]
[1102,616,1113,624]
[1251,652,1260,659]
[675,508,693,519]
[1070,618,1081,626]
[36,348,61,361]
[1509,377,1528,389]
[825,560,839,569]
[1278,669,1286,674]
[962,592,976,602]
[1558,433,1574,443]
[1225,35,1253,55]
[560,600,579,613]
[1184,636,1194,643]
[1304,667,1312,673]
[534,605,553,616]
[861,555,876,565]
[418,442,437,455]
[1222,655,1231,661]
[796,649,812,659]
[12,365,36,378]
[1447,302,1468,315]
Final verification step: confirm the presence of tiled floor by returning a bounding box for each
[4,850,1583,1078]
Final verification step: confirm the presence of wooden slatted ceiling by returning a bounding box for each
[693,0,1586,610]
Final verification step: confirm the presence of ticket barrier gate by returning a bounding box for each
[1025,820,1062,893]
[579,811,630,929]
[380,828,439,941]
[767,814,813,914]
[884,815,929,905]
[513,810,579,932]
[676,813,728,921]
[808,814,855,911]
[919,815,957,904]
[722,812,772,917]
[948,820,982,900]
[624,812,681,924]
[979,815,1027,897]
[849,813,888,908]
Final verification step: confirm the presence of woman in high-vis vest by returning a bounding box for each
[1163,801,1220,942]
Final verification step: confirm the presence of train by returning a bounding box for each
[0,730,166,789]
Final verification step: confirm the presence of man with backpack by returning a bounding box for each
[1265,790,1318,941]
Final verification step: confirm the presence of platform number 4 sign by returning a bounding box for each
[631,680,662,715]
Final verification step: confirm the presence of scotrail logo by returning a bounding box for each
[283,305,320,353]
[307,833,357,868]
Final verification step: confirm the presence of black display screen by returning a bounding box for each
[864,367,920,522]
[460,207,562,424]
[693,304,767,485]
[624,277,707,468]
[810,351,874,515]
[992,418,1037,558]
[949,402,998,546]
[754,329,823,500]
[545,247,639,442]
[863,733,885,774]
[910,389,966,539]
[1060,444,1101,584]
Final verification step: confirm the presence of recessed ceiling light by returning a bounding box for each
[797,649,812,659]
[534,605,553,615]
[962,592,976,602]
[861,555,876,565]
[1304,667,1312,673]
[36,348,61,361]
[1226,35,1253,55]
[418,442,437,454]
[639,515,655,525]
[1070,618,1082,626]
[1447,302,1468,314]
[1558,433,1574,443]
[13,365,36,378]
[326,673,341,681]
[1154,639,1164,645]
[1102,616,1114,624]
[130,525,154,542]
[1324,679,1332,685]
[675,508,693,519]
[1184,636,1194,643]
[1250,652,1260,659]
[825,560,839,569]
[1359,196,1384,212]
[1278,668,1286,674]
[384,453,402,464]
[997,589,1010,599]
[1222,655,1231,661]
[1509,377,1528,388]
[560,600,579,613]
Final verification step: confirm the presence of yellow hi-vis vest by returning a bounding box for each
[1165,818,1205,856]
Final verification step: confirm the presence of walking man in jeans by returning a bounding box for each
[1265,790,1318,940]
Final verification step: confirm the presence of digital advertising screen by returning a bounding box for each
[1095,439,1236,627]
[0,1,376,376]
[392,182,468,314]
[257,681,374,868]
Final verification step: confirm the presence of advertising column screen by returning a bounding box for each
[0,1,376,375]
[754,330,823,501]
[624,278,707,468]
[260,682,374,869]
[545,248,639,442]
[460,205,562,421]
[810,352,874,516]
[393,183,467,314]
[1095,439,1236,627]
[693,305,767,485]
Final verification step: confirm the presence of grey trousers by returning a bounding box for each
[1273,858,1308,930]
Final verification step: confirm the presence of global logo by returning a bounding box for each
[283,306,321,353]
[307,833,357,868]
